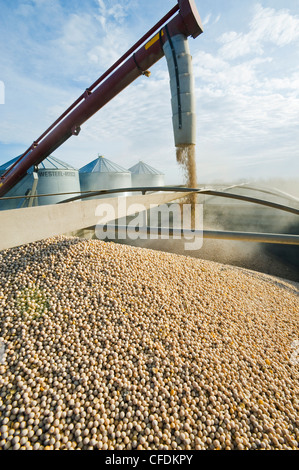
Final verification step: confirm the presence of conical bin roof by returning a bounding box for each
[80,156,130,174]
[36,155,77,171]
[128,161,163,175]
[0,155,77,174]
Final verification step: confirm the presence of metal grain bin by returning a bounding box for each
[0,157,33,210]
[0,155,80,210]
[35,156,80,206]
[79,156,132,199]
[129,161,164,189]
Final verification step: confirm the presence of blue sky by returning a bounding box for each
[0,0,298,185]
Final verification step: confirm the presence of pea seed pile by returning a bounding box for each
[0,236,298,450]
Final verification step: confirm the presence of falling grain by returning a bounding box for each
[176,144,198,228]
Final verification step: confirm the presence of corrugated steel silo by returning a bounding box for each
[0,157,33,210]
[79,156,132,199]
[129,161,164,189]
[35,156,80,206]
[0,155,80,210]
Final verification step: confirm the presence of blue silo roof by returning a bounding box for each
[129,161,163,175]
[0,156,21,173]
[37,156,78,171]
[0,155,77,173]
[80,156,129,174]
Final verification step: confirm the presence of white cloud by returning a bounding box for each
[0,69,74,146]
[202,12,221,28]
[192,3,299,181]
[253,4,299,46]
[202,13,211,26]
[214,14,221,25]
[219,4,299,60]
[48,3,138,78]
[264,73,299,93]
[97,0,136,24]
